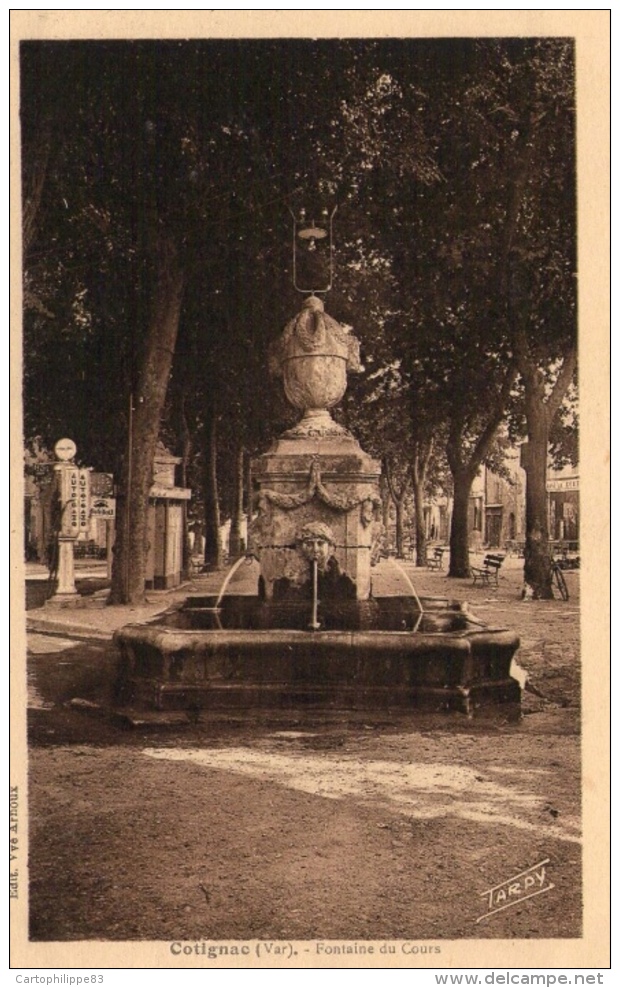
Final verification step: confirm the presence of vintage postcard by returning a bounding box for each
[10,10,609,972]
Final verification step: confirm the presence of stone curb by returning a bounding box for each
[26,618,114,642]
[25,580,203,643]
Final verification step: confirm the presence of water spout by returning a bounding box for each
[214,555,254,610]
[308,558,321,631]
[390,559,425,633]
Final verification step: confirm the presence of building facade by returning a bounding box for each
[420,450,579,552]
[466,452,579,550]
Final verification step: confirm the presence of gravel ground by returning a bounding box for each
[24,557,584,946]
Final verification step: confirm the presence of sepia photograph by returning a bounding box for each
[11,10,609,972]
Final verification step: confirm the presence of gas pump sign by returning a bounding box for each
[57,467,91,535]
[58,467,80,536]
[78,469,91,531]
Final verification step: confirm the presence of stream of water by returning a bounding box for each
[214,555,253,609]
[389,559,425,633]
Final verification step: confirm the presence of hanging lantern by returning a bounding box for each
[289,204,337,293]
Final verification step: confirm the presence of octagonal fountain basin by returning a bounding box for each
[113,595,521,717]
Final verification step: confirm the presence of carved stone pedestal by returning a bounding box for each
[251,434,381,601]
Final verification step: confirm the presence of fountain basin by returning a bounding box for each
[113,596,521,716]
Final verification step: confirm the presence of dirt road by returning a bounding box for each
[24,563,582,944]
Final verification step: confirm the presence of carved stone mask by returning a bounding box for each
[297,522,336,572]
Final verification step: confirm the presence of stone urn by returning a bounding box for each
[269,295,362,438]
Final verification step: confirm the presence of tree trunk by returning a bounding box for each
[382,488,391,532]
[522,430,553,597]
[228,447,245,558]
[394,497,406,558]
[449,470,474,578]
[445,366,517,580]
[178,393,193,581]
[517,346,577,598]
[501,113,576,598]
[521,369,553,597]
[22,128,51,256]
[203,412,223,570]
[412,477,427,567]
[411,441,432,567]
[246,456,254,543]
[383,460,410,558]
[109,234,184,604]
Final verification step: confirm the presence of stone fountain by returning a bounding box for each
[114,289,521,717]
[252,294,382,606]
